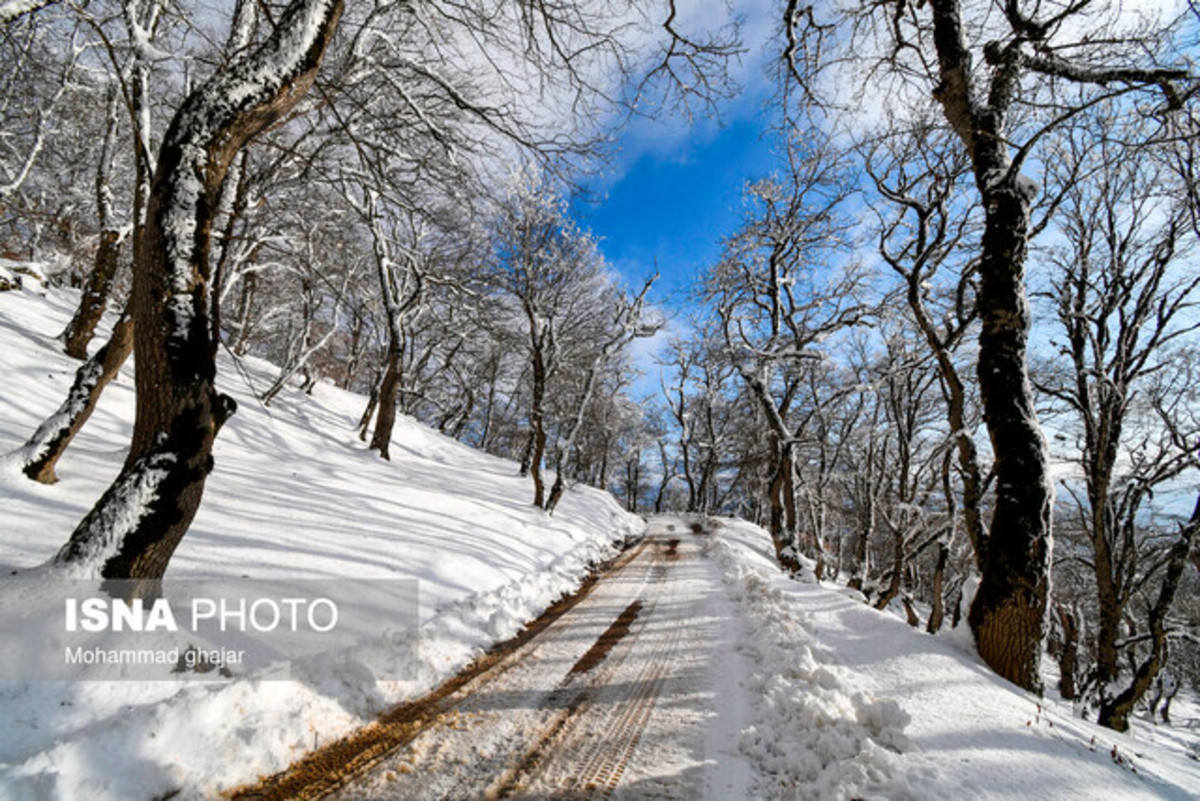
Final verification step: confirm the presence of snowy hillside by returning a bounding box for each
[708,518,1200,799]
[2,281,1199,800]
[0,282,642,799]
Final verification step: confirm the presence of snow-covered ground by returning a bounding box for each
[708,516,1200,800]
[0,281,642,799]
[2,279,1198,800]
[319,524,759,800]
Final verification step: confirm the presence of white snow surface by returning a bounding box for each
[707,516,1200,800]
[2,280,1199,799]
[0,283,641,799]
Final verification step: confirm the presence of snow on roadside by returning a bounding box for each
[702,517,910,800]
[706,516,1200,800]
[0,282,643,800]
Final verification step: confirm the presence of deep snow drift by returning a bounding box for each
[0,279,642,799]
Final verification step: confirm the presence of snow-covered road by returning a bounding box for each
[245,522,755,800]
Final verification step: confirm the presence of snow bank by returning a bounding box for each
[0,282,643,799]
[706,516,1200,800]
[702,517,910,800]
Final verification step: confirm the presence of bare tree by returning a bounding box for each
[53,0,344,580]
[841,0,1199,689]
[863,115,988,572]
[12,0,226,484]
[707,136,863,573]
[1035,115,1200,730]
[544,275,659,513]
[487,173,611,508]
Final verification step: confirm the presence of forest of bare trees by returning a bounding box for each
[3,0,1198,736]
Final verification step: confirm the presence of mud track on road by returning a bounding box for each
[228,538,652,801]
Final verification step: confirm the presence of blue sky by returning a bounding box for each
[571,106,779,399]
[576,113,777,308]
[570,0,780,396]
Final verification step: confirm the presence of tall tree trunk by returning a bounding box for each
[927,448,957,633]
[21,310,134,483]
[53,0,343,581]
[61,86,123,359]
[874,528,905,611]
[653,440,672,513]
[767,442,802,575]
[361,189,421,461]
[530,417,547,508]
[62,232,121,359]
[1054,604,1079,701]
[526,318,549,507]
[369,335,402,460]
[965,179,1053,692]
[927,540,949,634]
[232,269,258,355]
[848,504,872,592]
[926,0,1053,690]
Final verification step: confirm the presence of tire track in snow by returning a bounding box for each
[232,538,652,801]
[239,530,724,800]
[486,544,688,797]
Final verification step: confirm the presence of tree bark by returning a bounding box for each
[965,179,1053,692]
[767,441,802,575]
[61,231,122,359]
[927,0,1053,691]
[1054,604,1079,700]
[53,0,343,581]
[231,269,257,355]
[22,310,133,483]
[61,86,123,359]
[369,336,402,460]
[361,189,421,462]
[926,540,949,634]
[525,306,550,508]
[357,372,381,441]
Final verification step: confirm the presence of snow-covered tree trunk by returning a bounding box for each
[20,311,133,484]
[925,0,1052,691]
[61,85,123,360]
[53,0,343,580]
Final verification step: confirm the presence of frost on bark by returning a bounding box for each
[20,310,133,483]
[54,0,343,580]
